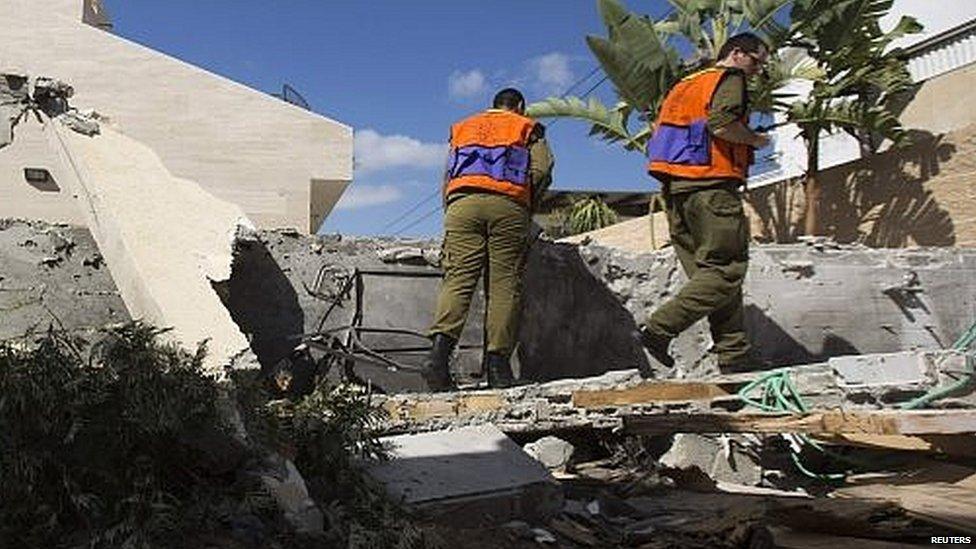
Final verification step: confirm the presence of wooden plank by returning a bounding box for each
[382,393,507,422]
[623,409,976,436]
[814,433,976,458]
[837,482,976,535]
[572,381,730,408]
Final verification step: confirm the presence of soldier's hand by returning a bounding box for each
[751,133,771,149]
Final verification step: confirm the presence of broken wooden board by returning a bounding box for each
[625,489,936,543]
[836,482,976,535]
[814,433,976,458]
[623,409,976,436]
[571,381,732,408]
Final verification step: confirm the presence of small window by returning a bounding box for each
[24,168,60,192]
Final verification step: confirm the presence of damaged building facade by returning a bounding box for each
[1,0,352,234]
[2,1,976,545]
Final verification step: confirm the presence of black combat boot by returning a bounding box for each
[485,352,516,389]
[633,326,675,376]
[421,333,456,391]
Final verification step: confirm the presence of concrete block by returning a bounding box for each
[367,424,563,525]
[659,434,763,486]
[830,351,930,388]
[524,436,575,470]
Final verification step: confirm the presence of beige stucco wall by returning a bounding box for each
[0,0,352,233]
[899,60,976,135]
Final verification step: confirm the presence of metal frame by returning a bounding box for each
[300,265,478,383]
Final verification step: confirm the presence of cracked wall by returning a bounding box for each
[0,218,128,341]
[5,220,976,389]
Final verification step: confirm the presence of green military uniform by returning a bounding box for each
[429,125,554,356]
[646,70,752,366]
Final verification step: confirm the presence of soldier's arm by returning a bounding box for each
[528,124,554,211]
[708,72,768,148]
[442,131,453,208]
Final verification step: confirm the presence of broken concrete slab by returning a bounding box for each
[0,218,129,340]
[366,424,563,526]
[204,228,976,390]
[45,118,258,372]
[375,350,972,435]
[831,351,932,388]
[221,231,488,389]
[524,436,575,471]
[560,241,976,380]
[659,434,763,486]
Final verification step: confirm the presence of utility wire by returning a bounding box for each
[380,187,441,232]
[392,203,442,236]
[385,65,608,236]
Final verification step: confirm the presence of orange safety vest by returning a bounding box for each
[444,109,536,206]
[647,68,752,182]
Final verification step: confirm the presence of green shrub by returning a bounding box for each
[566,196,619,235]
[0,323,430,548]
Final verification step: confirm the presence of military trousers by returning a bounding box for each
[646,183,751,363]
[430,192,530,356]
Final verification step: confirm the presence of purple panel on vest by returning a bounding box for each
[448,145,530,185]
[647,119,710,165]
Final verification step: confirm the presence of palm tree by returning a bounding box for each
[527,0,790,154]
[784,0,921,234]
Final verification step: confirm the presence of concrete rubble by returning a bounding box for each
[4,113,976,540]
[524,436,576,471]
[4,215,976,538]
[366,424,563,526]
[0,76,329,535]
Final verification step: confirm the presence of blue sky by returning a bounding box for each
[102,1,674,236]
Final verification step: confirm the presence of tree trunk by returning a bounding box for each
[802,136,821,236]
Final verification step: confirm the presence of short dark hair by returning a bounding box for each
[717,33,769,61]
[493,88,525,111]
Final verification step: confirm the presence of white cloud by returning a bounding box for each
[528,52,574,95]
[448,69,487,99]
[334,184,403,210]
[354,129,445,173]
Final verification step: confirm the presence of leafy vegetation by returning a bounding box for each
[0,322,428,548]
[566,196,621,235]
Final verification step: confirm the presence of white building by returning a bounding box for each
[0,0,352,233]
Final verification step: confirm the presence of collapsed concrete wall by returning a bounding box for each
[0,218,128,341]
[215,231,488,393]
[551,240,976,379]
[46,119,257,372]
[223,232,976,387]
[6,218,975,389]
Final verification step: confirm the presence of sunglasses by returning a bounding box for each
[744,51,769,67]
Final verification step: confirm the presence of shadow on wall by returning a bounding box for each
[744,304,859,367]
[517,241,651,382]
[212,238,305,372]
[747,130,957,247]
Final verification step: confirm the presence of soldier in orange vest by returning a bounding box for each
[637,33,770,374]
[421,88,554,390]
